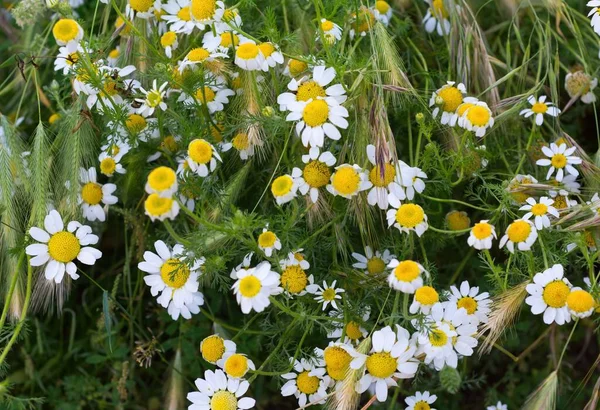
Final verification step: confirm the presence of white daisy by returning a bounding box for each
[178,47,228,73]
[395,161,427,201]
[386,202,429,237]
[52,18,84,46]
[313,281,345,310]
[409,286,439,315]
[458,99,495,137]
[257,227,281,257]
[85,64,138,112]
[126,0,156,19]
[258,42,284,71]
[145,166,178,197]
[352,246,395,276]
[78,167,117,222]
[202,30,246,54]
[161,0,198,34]
[187,138,222,177]
[429,81,466,125]
[200,334,237,364]
[98,150,126,177]
[467,220,496,250]
[317,19,342,44]
[405,391,437,410]
[326,164,372,199]
[519,95,561,126]
[327,308,371,345]
[279,257,317,297]
[277,65,347,112]
[271,174,298,205]
[135,80,168,117]
[565,70,598,104]
[372,0,393,25]
[535,142,582,182]
[234,40,265,71]
[217,353,256,379]
[188,0,226,30]
[422,0,451,36]
[525,264,572,325]
[291,147,336,203]
[286,96,349,148]
[180,84,235,114]
[26,210,102,283]
[313,342,354,387]
[566,287,595,319]
[387,259,427,294]
[232,261,282,314]
[160,31,179,58]
[447,280,491,325]
[107,46,121,66]
[281,358,330,407]
[54,41,84,74]
[499,219,538,253]
[520,196,559,230]
[144,193,180,222]
[365,144,400,210]
[186,369,255,410]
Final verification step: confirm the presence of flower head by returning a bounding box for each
[535,143,582,182]
[519,95,561,125]
[525,264,572,325]
[186,369,255,410]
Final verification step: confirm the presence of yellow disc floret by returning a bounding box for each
[288,59,308,77]
[542,280,570,308]
[415,286,439,305]
[126,114,147,134]
[303,160,331,188]
[239,275,261,297]
[332,167,360,196]
[145,194,174,216]
[437,86,463,112]
[365,352,397,379]
[53,19,80,43]
[188,139,213,164]
[296,372,320,395]
[224,354,249,378]
[367,257,386,274]
[48,231,80,263]
[466,106,491,127]
[446,210,470,231]
[160,258,190,289]
[429,328,448,347]
[100,157,117,176]
[129,0,153,13]
[395,204,425,228]
[236,43,259,60]
[506,220,531,243]
[566,289,595,313]
[296,81,326,102]
[281,265,308,294]
[271,175,294,197]
[457,297,477,314]
[258,231,277,248]
[551,154,567,169]
[393,260,420,282]
[201,335,225,363]
[369,163,396,187]
[147,166,176,191]
[190,0,216,20]
[81,182,103,205]
[210,390,237,410]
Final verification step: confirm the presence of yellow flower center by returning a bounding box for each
[415,401,431,410]
[126,114,147,134]
[552,195,568,210]
[48,231,80,263]
[354,8,375,33]
[201,335,225,363]
[288,59,308,76]
[366,257,386,274]
[472,222,492,239]
[195,86,216,104]
[565,71,592,98]
[365,352,397,379]
[258,231,277,248]
[224,354,249,378]
[220,31,239,47]
[303,160,331,188]
[324,346,351,381]
[321,20,334,31]
[446,210,470,231]
[457,296,477,314]
[531,203,548,216]
[271,175,294,197]
[466,106,491,127]
[322,288,336,301]
[160,135,178,152]
[376,0,391,13]
[115,16,131,35]
[369,163,396,187]
[49,113,60,124]
[188,139,213,164]
[129,0,153,12]
[567,289,595,313]
[437,86,463,112]
[187,47,210,62]
[222,8,236,21]
[239,275,262,297]
[551,153,567,169]
[236,43,259,60]
[177,6,191,21]
[161,31,177,47]
[281,265,308,294]
[296,80,326,102]
[100,157,116,176]
[531,102,548,114]
[145,194,174,216]
[393,260,420,282]
[429,328,448,347]
[345,321,363,340]
[506,220,531,243]
[53,19,79,43]
[296,371,320,395]
[101,80,119,97]
[160,258,190,289]
[431,0,448,18]
[456,102,474,117]
[210,390,237,410]
[146,89,163,108]
[258,42,275,58]
[147,166,176,191]
[190,0,216,20]
[108,48,120,59]
[415,286,439,305]
[81,182,103,205]
[395,204,425,228]
[66,52,80,66]
[542,280,570,308]
[331,167,360,195]
[232,133,250,151]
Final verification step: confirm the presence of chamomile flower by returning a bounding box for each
[145,166,178,196]
[536,142,582,182]
[78,167,117,222]
[467,220,496,250]
[315,342,353,385]
[85,64,138,112]
[135,80,168,117]
[327,309,370,344]
[178,47,228,72]
[281,358,330,407]
[161,0,196,34]
[230,133,255,160]
[277,66,347,112]
[160,31,179,58]
[283,58,309,78]
[525,264,572,325]
[203,30,245,54]
[217,353,256,379]
[566,287,595,319]
[279,257,317,296]
[349,6,375,39]
[291,147,336,203]
[499,219,537,253]
[232,261,282,314]
[565,70,598,104]
[396,162,428,200]
[409,286,439,314]
[589,1,600,34]
[139,241,204,320]
[387,259,427,293]
[271,174,298,205]
[487,402,508,410]
[181,84,234,114]
[520,95,561,126]
[200,334,237,364]
[350,325,418,402]
[326,164,371,199]
[257,227,281,257]
[234,40,265,71]
[313,281,344,310]
[458,99,494,137]
[144,194,180,221]
[405,391,437,410]
[26,210,102,283]
[520,196,559,229]
[365,145,398,209]
[387,203,429,237]
[188,0,225,29]
[54,41,83,74]
[187,138,222,177]
[126,0,156,19]
[98,151,126,177]
[186,369,255,410]
[447,280,491,325]
[422,0,451,36]
[258,42,284,71]
[52,18,84,46]
[317,19,342,44]
[107,46,121,66]
[372,1,393,25]
[429,81,466,125]
[352,246,395,276]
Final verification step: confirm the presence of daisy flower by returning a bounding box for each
[292,147,336,203]
[271,174,298,205]
[565,70,598,104]
[283,58,309,78]
[217,353,256,379]
[182,84,235,114]
[422,0,451,36]
[317,19,342,44]
[589,1,600,34]
[487,402,508,410]
[281,358,329,407]
[327,309,370,345]
[107,46,120,66]
[258,42,284,71]
[144,194,180,221]
[429,81,466,125]
[257,227,281,257]
[126,0,156,19]
[519,95,561,125]
[447,280,491,325]
[365,144,399,209]
[52,18,84,46]
[188,0,225,29]
[387,259,427,293]
[349,6,375,39]
[200,334,236,364]
[499,219,538,253]
[229,133,255,160]
[409,286,439,314]
[187,369,255,410]
[352,246,395,276]
[520,196,559,229]
[26,210,102,283]
[161,0,197,34]
[458,99,495,137]
[396,162,427,200]
[535,142,582,182]
[98,149,126,177]
[135,80,168,117]
[313,281,345,310]
[446,210,470,231]
[405,391,437,410]
[232,261,282,314]
[350,325,418,402]
[286,96,349,148]
[234,40,265,71]
[139,240,204,320]
[467,220,496,250]
[566,287,595,319]
[277,65,347,112]
[187,138,222,177]
[372,1,393,25]
[178,47,228,73]
[387,202,429,237]
[326,164,371,199]
[79,167,117,222]
[160,31,179,58]
[145,166,178,197]
[525,264,572,325]
[203,30,245,54]
[314,342,353,385]
[279,257,317,297]
[85,64,138,112]
[54,42,83,74]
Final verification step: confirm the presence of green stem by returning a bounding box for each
[557,319,578,369]
[0,252,25,330]
[422,195,492,212]
[538,233,549,269]
[163,220,190,245]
